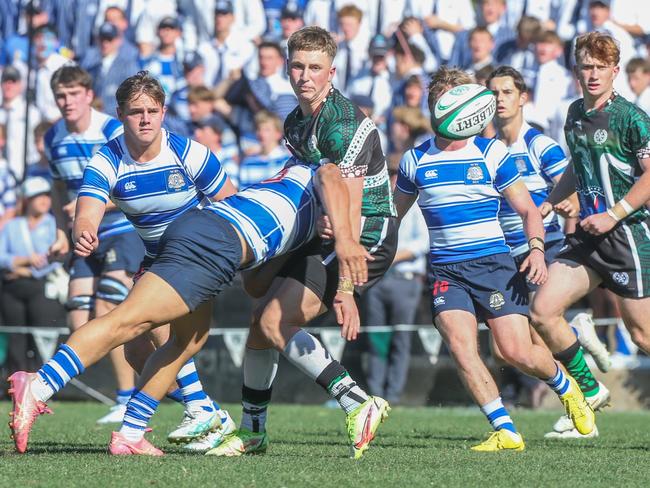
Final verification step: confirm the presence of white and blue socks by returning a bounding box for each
[177,358,217,414]
[31,344,84,402]
[116,388,135,406]
[480,397,518,434]
[545,363,571,396]
[119,390,159,441]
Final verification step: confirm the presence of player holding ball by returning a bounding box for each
[392,67,595,451]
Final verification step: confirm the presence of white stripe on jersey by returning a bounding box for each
[207,164,318,267]
[397,136,521,264]
[498,122,569,256]
[79,129,228,257]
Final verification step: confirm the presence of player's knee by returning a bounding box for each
[65,294,95,313]
[498,344,534,371]
[256,307,283,343]
[96,276,130,305]
[629,327,650,354]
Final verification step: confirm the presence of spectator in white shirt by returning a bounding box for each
[199,0,256,88]
[0,67,41,181]
[626,58,650,114]
[333,5,370,95]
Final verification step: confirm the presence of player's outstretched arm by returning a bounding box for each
[72,196,106,257]
[316,163,373,286]
[503,180,548,286]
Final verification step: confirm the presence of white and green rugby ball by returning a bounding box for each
[432,83,496,140]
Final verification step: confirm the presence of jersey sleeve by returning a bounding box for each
[534,134,569,182]
[103,118,124,141]
[492,140,521,192]
[624,105,650,155]
[396,149,418,195]
[78,147,117,203]
[185,140,228,198]
[43,126,61,180]
[318,110,373,178]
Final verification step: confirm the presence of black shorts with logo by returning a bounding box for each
[429,252,529,321]
[556,221,650,298]
[277,218,398,308]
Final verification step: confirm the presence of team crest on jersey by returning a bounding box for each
[105,249,117,264]
[166,170,188,192]
[489,291,505,310]
[612,272,629,286]
[593,129,608,145]
[466,164,485,183]
[308,134,318,151]
[515,158,527,174]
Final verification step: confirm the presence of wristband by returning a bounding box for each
[609,198,634,221]
[530,247,545,254]
[337,277,354,295]
[528,236,545,249]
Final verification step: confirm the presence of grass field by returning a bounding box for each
[0,402,649,487]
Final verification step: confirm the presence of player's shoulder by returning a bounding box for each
[523,125,559,152]
[473,136,505,157]
[565,98,584,123]
[93,110,122,135]
[321,88,362,123]
[613,94,650,126]
[44,119,64,146]
[93,136,124,172]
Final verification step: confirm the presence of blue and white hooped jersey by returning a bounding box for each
[207,162,318,268]
[45,109,132,238]
[397,136,521,264]
[79,129,228,257]
[498,122,569,256]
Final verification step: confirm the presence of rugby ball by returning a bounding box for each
[431,83,496,140]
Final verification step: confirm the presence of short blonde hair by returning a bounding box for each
[287,26,337,61]
[187,85,216,103]
[254,110,283,132]
[575,32,620,66]
[427,66,474,113]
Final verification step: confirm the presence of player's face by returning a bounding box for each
[256,121,282,147]
[627,69,649,97]
[119,93,166,146]
[53,84,93,124]
[575,53,619,100]
[489,76,525,122]
[288,50,335,106]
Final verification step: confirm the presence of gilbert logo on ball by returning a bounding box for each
[432,83,496,140]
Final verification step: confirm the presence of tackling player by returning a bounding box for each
[45,65,140,424]
[74,71,237,448]
[531,33,650,415]
[212,26,397,460]
[393,67,595,452]
[488,66,611,438]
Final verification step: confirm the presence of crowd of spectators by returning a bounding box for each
[0,0,648,404]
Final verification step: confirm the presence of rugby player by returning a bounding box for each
[393,66,594,452]
[7,157,324,455]
[211,26,397,460]
[45,65,140,424]
[488,66,611,438]
[531,32,650,420]
[74,72,238,448]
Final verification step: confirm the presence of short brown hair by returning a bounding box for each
[254,110,283,132]
[50,65,93,91]
[427,66,474,113]
[287,26,337,61]
[536,30,563,47]
[626,57,650,75]
[392,106,431,135]
[337,5,362,21]
[486,66,527,94]
[187,85,216,103]
[469,26,493,43]
[575,32,620,66]
[115,71,165,111]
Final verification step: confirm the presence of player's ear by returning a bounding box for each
[520,90,528,106]
[328,66,336,82]
[612,65,620,79]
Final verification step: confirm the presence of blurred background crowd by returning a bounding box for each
[0,0,647,406]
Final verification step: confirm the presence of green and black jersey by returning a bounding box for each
[562,94,650,297]
[564,94,650,223]
[284,87,396,250]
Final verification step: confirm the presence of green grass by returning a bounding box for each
[0,402,649,487]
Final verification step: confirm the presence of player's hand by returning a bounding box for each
[317,215,334,240]
[74,230,99,257]
[30,253,48,269]
[554,198,579,218]
[335,237,374,286]
[519,249,548,285]
[63,199,77,221]
[580,212,617,236]
[49,229,70,258]
[539,201,553,218]
[333,291,360,341]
